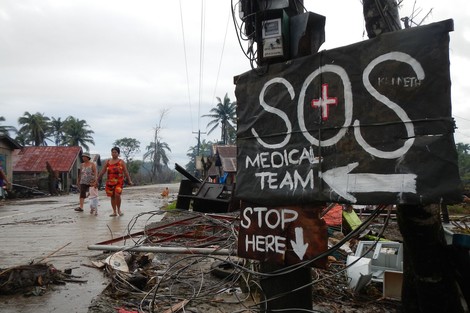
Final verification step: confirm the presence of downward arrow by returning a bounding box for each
[290,227,308,260]
[322,162,417,203]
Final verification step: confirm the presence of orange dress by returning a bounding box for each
[105,160,125,196]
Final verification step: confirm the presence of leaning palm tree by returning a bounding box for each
[0,116,16,136]
[17,112,51,146]
[62,116,95,151]
[203,93,237,145]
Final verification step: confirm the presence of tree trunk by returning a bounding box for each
[397,204,464,312]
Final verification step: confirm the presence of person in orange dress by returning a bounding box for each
[97,147,133,217]
[161,187,169,198]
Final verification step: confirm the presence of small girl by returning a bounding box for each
[88,182,99,216]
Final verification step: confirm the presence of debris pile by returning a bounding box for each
[87,208,403,313]
[0,263,84,296]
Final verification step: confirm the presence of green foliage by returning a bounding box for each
[113,137,141,163]
[456,143,470,188]
[203,93,237,145]
[0,116,16,136]
[17,111,51,146]
[162,201,177,211]
[61,116,95,150]
[186,138,214,175]
[11,112,95,152]
[49,117,66,146]
[447,203,470,215]
[127,159,142,176]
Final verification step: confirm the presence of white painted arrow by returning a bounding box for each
[290,227,308,260]
[321,162,417,203]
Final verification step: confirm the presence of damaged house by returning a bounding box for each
[12,146,83,194]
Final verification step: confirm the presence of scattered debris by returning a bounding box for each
[86,208,403,313]
[0,263,85,295]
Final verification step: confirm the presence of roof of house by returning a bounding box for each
[208,145,237,176]
[12,146,82,173]
[0,135,22,149]
[90,153,102,166]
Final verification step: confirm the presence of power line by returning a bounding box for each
[179,0,193,131]
[211,7,231,107]
[198,0,206,133]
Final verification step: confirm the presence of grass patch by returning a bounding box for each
[161,201,177,211]
[447,204,470,215]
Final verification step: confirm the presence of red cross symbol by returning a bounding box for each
[311,83,338,121]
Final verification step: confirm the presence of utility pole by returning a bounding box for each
[192,130,206,178]
[192,129,206,156]
[237,1,327,312]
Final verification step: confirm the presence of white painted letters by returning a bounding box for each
[242,207,299,257]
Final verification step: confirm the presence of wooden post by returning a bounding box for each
[259,262,312,313]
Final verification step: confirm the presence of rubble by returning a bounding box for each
[86,208,403,313]
[0,263,85,296]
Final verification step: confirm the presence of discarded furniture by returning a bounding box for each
[354,241,403,282]
[176,180,238,213]
[175,163,239,213]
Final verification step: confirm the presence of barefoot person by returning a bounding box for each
[75,152,97,212]
[97,147,133,217]
[88,179,99,216]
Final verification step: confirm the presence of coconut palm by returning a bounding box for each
[203,93,236,145]
[17,112,51,146]
[144,140,171,180]
[62,116,95,150]
[49,117,66,146]
[0,116,16,136]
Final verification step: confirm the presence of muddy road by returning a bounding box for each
[0,184,178,313]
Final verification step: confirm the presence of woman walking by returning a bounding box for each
[97,147,133,217]
[75,152,97,212]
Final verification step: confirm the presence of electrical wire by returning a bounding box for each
[99,205,399,313]
[198,0,206,133]
[211,7,231,107]
[179,0,194,132]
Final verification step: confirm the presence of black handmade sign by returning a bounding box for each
[237,203,328,266]
[235,19,462,206]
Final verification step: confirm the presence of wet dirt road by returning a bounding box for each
[0,184,178,313]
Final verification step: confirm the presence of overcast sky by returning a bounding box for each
[1,0,469,168]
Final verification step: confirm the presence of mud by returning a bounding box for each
[0,183,178,313]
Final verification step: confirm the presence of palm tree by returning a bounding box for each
[143,110,171,182]
[144,141,171,181]
[0,116,16,136]
[17,112,51,146]
[203,93,237,145]
[456,142,470,155]
[62,116,95,150]
[49,117,66,146]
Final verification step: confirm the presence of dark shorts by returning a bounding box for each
[79,184,90,198]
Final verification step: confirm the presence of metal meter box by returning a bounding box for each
[256,9,289,65]
[262,18,283,58]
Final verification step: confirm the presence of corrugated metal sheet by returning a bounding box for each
[216,145,237,173]
[12,146,82,173]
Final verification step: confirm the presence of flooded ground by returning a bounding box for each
[0,184,178,313]
[0,183,407,313]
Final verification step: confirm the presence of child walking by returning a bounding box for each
[88,182,99,216]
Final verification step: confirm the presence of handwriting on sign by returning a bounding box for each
[244,52,423,200]
[241,207,298,255]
